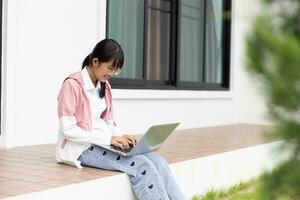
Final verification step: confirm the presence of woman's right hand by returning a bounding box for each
[110,136,130,149]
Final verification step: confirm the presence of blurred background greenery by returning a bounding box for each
[246,0,300,199]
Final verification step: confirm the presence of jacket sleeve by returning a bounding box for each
[59,116,111,145]
[58,80,111,145]
[106,119,126,137]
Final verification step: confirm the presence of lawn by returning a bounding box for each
[191,178,259,200]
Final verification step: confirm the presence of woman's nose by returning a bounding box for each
[107,72,113,76]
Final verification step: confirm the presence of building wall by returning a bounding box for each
[232,0,271,124]
[0,0,271,148]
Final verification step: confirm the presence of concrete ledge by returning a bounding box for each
[112,89,234,99]
[2,141,290,200]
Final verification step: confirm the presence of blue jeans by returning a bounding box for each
[78,145,185,200]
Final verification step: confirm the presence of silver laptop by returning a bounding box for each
[98,122,180,157]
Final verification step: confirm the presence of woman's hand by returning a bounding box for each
[110,136,130,149]
[122,134,138,146]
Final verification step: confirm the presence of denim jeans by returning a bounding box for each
[78,145,185,200]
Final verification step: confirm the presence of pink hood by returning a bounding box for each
[57,71,113,132]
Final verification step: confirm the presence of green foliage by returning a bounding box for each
[246,0,300,158]
[256,159,300,200]
[230,192,258,200]
[246,0,300,199]
[190,178,259,200]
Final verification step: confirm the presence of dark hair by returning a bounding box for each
[81,38,124,98]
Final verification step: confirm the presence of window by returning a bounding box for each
[147,0,171,81]
[106,0,231,90]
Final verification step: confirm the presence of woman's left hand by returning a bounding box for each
[122,134,138,145]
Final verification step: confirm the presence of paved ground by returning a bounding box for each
[0,123,275,198]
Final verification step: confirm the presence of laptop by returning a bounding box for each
[98,122,180,157]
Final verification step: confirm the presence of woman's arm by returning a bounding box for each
[58,79,111,145]
[59,116,111,145]
[106,119,126,136]
[106,119,138,146]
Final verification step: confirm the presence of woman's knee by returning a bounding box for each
[131,155,158,174]
[146,153,169,166]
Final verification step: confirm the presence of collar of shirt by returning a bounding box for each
[81,66,101,91]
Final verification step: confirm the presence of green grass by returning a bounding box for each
[191,162,300,200]
[191,178,259,200]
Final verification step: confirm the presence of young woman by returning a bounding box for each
[57,39,185,200]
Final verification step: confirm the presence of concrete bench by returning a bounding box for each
[0,124,287,200]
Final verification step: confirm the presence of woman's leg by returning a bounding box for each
[78,145,170,200]
[143,153,186,200]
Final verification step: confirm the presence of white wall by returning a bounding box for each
[0,0,272,148]
[1,0,107,147]
[232,0,272,125]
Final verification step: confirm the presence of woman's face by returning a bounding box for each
[91,58,118,82]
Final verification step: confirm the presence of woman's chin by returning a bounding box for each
[100,76,109,82]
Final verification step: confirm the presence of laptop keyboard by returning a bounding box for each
[111,144,134,153]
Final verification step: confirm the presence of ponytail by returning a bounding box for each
[82,54,91,69]
[99,82,106,98]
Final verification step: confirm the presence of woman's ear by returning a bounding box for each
[91,58,99,66]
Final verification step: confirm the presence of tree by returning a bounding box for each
[246,0,300,199]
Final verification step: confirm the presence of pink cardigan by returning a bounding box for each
[56,71,119,167]
[58,71,113,132]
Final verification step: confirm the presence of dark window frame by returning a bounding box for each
[106,0,231,91]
